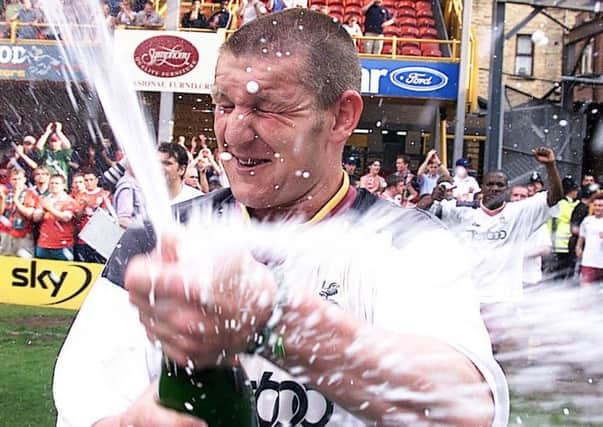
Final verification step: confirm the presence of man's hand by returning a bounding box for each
[532,146,555,164]
[97,380,207,427]
[45,122,54,134]
[125,234,278,368]
[55,121,63,133]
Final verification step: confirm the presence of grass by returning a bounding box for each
[0,304,75,427]
[1,303,602,426]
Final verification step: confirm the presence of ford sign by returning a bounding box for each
[390,66,448,92]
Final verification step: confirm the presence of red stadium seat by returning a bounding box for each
[419,26,438,38]
[383,26,399,35]
[417,17,436,27]
[401,44,421,56]
[397,16,417,26]
[416,8,433,18]
[415,1,431,10]
[382,43,393,54]
[344,4,362,15]
[328,0,344,6]
[399,25,419,38]
[397,6,416,18]
[422,46,442,57]
[345,0,363,5]
[399,0,415,8]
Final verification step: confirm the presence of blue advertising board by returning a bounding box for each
[0,43,86,81]
[360,59,459,100]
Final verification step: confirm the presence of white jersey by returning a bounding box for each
[171,184,204,205]
[53,192,508,427]
[439,192,554,303]
[522,224,551,285]
[579,216,603,268]
[453,175,480,201]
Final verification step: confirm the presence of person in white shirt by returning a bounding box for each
[576,193,603,286]
[157,142,203,204]
[509,185,551,288]
[453,158,480,201]
[53,10,507,427]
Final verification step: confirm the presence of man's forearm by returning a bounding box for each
[269,291,494,426]
[545,163,563,206]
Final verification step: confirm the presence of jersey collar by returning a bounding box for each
[238,171,351,225]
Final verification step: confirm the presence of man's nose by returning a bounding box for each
[223,107,256,146]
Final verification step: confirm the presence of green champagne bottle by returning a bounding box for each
[158,356,258,427]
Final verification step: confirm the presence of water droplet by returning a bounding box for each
[592,108,599,114]
[302,171,310,179]
[267,66,272,71]
[285,51,291,56]
[298,25,304,30]
[559,119,568,127]
[587,377,594,384]
[276,51,283,57]
[375,120,382,127]
[250,170,255,176]
[563,408,570,415]
[553,114,558,120]
[219,152,233,161]
[516,416,522,424]
[184,402,194,411]
[272,20,277,25]
[274,153,281,158]
[246,80,259,94]
[295,170,302,177]
[237,113,244,120]
[280,158,285,162]
[254,135,259,139]
[261,47,268,54]
[260,37,266,43]
[543,128,549,133]
[424,408,431,417]
[274,184,280,190]
[245,66,252,72]
[307,195,313,200]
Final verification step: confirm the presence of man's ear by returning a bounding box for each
[178,165,186,179]
[330,90,363,145]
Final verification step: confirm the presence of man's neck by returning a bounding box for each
[168,180,183,200]
[249,170,346,223]
[36,183,48,192]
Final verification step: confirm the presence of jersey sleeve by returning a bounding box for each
[521,191,556,234]
[579,217,588,238]
[53,279,159,427]
[373,228,509,426]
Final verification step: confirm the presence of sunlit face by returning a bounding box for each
[395,158,407,173]
[369,161,381,175]
[510,186,529,202]
[50,139,61,151]
[213,53,335,210]
[72,176,85,194]
[9,173,26,190]
[159,152,185,184]
[481,172,508,207]
[84,174,98,191]
[184,167,200,188]
[593,199,603,217]
[33,169,49,185]
[49,177,65,195]
[583,175,595,186]
[427,162,438,175]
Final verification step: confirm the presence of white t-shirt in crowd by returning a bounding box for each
[439,192,555,303]
[579,215,603,268]
[453,175,480,201]
[171,184,204,205]
[522,224,551,285]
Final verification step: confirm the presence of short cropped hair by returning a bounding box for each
[158,142,189,168]
[50,174,66,183]
[221,9,361,110]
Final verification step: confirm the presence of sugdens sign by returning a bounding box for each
[0,256,102,310]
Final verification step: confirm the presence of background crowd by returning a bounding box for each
[0,123,226,263]
[347,151,603,288]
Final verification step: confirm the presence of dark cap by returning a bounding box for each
[455,158,470,168]
[343,156,358,166]
[529,171,544,184]
[580,183,600,199]
[562,176,578,194]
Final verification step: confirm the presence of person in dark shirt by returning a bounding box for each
[361,0,394,54]
[181,0,208,29]
[208,0,231,30]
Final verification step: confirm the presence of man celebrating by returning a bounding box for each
[158,142,203,204]
[54,10,507,427]
[425,148,562,304]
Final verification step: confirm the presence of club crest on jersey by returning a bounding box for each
[319,280,340,304]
